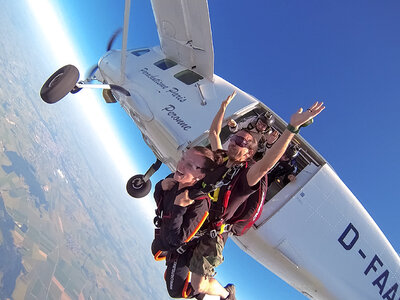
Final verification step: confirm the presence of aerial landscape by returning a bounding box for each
[0,2,170,299]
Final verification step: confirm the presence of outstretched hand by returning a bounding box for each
[221,91,237,110]
[289,101,325,129]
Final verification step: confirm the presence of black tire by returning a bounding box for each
[40,65,80,104]
[126,175,151,198]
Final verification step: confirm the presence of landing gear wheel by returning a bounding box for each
[40,65,80,104]
[126,175,151,198]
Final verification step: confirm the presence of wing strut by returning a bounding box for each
[120,0,131,83]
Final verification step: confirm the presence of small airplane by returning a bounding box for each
[40,0,400,299]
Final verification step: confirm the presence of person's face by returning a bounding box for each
[228,131,254,162]
[174,149,206,185]
[266,130,279,145]
[255,119,268,132]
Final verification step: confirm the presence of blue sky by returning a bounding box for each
[39,0,400,299]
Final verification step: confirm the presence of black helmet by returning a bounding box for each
[285,145,300,159]
[257,112,275,127]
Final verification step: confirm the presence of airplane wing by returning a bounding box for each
[150,0,214,80]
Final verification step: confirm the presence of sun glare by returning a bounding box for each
[25,0,137,180]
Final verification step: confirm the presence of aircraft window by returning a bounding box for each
[131,49,150,56]
[154,59,177,70]
[174,70,203,85]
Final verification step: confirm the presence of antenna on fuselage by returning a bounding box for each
[120,0,131,84]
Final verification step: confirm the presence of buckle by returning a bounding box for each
[176,246,186,255]
[209,229,218,238]
[224,224,233,232]
[153,216,162,228]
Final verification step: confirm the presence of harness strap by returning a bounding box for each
[172,237,201,256]
[184,211,209,243]
[208,223,233,238]
[154,250,167,261]
[182,271,192,298]
[209,161,248,223]
[210,161,247,206]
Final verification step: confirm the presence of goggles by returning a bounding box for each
[230,135,250,148]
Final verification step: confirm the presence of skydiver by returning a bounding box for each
[227,111,275,140]
[188,91,325,299]
[267,144,300,187]
[151,146,223,299]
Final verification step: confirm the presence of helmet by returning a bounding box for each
[285,145,300,159]
[255,112,275,133]
[257,112,275,127]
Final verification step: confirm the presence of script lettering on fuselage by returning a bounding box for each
[161,105,191,131]
[140,67,169,89]
[166,87,187,102]
[140,68,187,102]
[338,223,399,300]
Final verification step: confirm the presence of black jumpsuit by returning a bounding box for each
[152,176,209,298]
[267,158,298,186]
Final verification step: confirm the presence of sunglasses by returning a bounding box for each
[230,135,249,148]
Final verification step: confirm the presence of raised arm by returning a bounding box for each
[247,102,325,187]
[209,91,237,151]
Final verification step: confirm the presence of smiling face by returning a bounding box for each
[227,130,256,162]
[174,148,207,186]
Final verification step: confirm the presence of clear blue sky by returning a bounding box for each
[52,1,400,299]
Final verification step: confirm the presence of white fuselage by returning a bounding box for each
[96,47,400,299]
[97,47,260,170]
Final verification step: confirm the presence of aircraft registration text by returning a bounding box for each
[338,223,399,300]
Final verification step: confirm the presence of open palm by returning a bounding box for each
[290,101,325,128]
